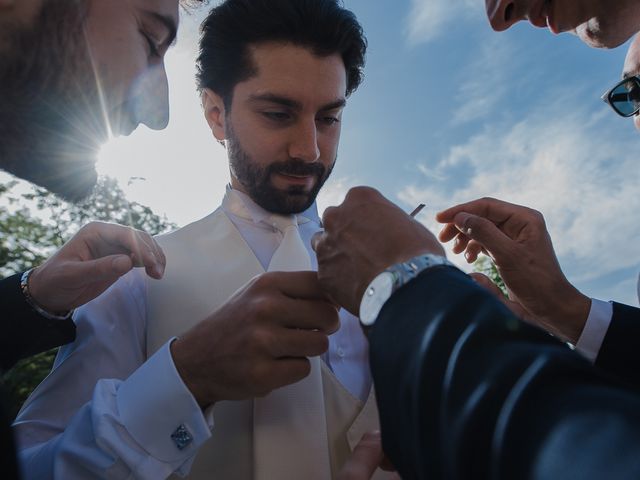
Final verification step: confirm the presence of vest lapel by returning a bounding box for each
[146,208,264,356]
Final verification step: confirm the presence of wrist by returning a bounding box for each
[557,289,591,344]
[359,253,455,327]
[170,338,215,409]
[21,268,72,320]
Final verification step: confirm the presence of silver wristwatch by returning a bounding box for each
[359,254,455,326]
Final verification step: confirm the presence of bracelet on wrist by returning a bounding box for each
[20,268,73,321]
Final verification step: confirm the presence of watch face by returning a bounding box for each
[360,272,394,326]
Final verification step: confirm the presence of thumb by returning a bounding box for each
[75,254,134,283]
[454,212,514,264]
[338,432,384,480]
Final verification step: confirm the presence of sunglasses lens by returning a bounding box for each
[609,78,640,117]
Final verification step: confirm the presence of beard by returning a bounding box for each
[227,122,335,215]
[0,0,104,202]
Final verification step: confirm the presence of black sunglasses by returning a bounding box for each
[602,75,640,117]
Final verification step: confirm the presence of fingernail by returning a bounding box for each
[153,264,164,278]
[465,252,473,262]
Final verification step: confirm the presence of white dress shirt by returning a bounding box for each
[13,187,371,480]
[575,298,613,363]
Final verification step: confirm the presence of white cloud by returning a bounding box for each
[398,102,640,301]
[451,36,514,124]
[405,0,482,46]
[316,176,361,215]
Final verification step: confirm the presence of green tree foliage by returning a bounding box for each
[1,176,175,418]
[473,255,508,297]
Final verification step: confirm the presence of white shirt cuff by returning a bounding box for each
[117,338,212,463]
[575,298,613,363]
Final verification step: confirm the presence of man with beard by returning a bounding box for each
[313,2,640,479]
[1,0,209,477]
[0,0,181,372]
[13,1,391,479]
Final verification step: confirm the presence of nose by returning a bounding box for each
[132,63,170,131]
[289,119,320,163]
[485,0,523,31]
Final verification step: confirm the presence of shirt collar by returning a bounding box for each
[222,185,320,225]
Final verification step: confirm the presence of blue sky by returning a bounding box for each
[91,1,640,306]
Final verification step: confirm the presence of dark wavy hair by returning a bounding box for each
[196,0,367,107]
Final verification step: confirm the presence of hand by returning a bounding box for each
[170,271,340,408]
[28,222,166,314]
[437,197,591,343]
[311,187,444,316]
[312,187,445,316]
[337,431,400,480]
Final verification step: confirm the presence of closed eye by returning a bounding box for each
[318,116,340,126]
[262,111,292,122]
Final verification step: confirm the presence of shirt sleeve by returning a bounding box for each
[575,298,613,363]
[13,270,211,479]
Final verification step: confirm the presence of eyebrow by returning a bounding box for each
[142,10,178,47]
[248,93,347,112]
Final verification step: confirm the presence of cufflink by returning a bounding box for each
[171,424,193,451]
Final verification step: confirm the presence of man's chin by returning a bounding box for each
[575,19,633,49]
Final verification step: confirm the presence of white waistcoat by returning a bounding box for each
[146,208,390,479]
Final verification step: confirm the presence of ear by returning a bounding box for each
[202,88,227,142]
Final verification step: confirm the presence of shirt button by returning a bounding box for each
[337,347,345,358]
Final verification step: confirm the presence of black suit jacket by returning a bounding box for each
[0,272,76,371]
[1,272,76,480]
[596,302,640,387]
[369,266,640,480]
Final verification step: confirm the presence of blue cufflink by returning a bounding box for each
[171,424,193,450]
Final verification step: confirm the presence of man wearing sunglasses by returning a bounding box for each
[602,35,640,124]
[314,2,640,480]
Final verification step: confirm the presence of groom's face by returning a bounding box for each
[205,42,347,214]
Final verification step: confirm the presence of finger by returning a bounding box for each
[452,232,471,255]
[129,231,165,279]
[338,432,384,480]
[321,205,340,231]
[439,223,461,243]
[311,231,324,252]
[464,239,485,263]
[88,223,164,277]
[449,212,516,264]
[148,236,167,275]
[276,298,341,333]
[268,328,330,358]
[261,271,334,302]
[67,254,134,292]
[436,197,527,225]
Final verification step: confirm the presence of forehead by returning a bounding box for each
[87,0,179,25]
[624,35,640,77]
[236,42,347,106]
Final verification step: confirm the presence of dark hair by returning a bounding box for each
[180,0,208,9]
[196,0,367,106]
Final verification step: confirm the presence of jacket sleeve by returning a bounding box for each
[0,273,75,372]
[595,301,640,387]
[369,266,640,480]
